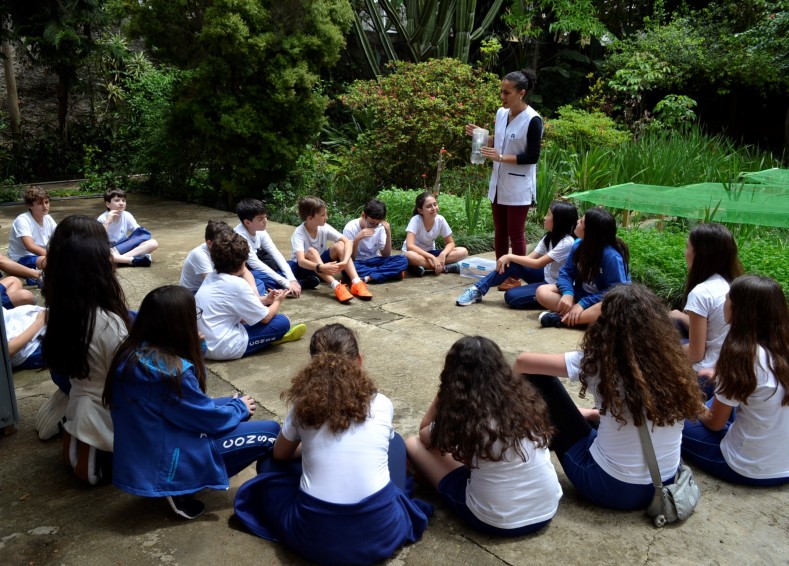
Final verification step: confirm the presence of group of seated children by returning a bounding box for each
[9,184,786,563]
[231,277,787,564]
[180,192,467,310]
[2,187,156,373]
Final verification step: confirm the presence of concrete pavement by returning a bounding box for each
[1,195,787,565]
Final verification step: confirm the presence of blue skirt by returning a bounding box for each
[234,465,433,566]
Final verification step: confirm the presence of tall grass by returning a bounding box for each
[607,127,779,187]
[532,124,782,217]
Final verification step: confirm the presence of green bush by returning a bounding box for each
[342,59,500,193]
[543,106,631,152]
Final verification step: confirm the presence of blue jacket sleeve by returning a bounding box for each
[577,247,631,309]
[162,367,249,435]
[556,240,580,296]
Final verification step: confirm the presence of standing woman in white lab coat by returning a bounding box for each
[465,69,543,292]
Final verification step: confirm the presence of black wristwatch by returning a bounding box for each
[315,264,321,273]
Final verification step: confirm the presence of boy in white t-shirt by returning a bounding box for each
[288,196,372,304]
[8,186,57,276]
[234,198,318,298]
[179,219,233,293]
[195,231,306,361]
[97,188,158,267]
[342,199,408,284]
[3,303,46,369]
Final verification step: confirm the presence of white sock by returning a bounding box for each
[363,276,370,283]
[352,277,362,284]
[330,280,339,289]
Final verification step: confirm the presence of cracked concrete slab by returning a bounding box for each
[1,196,787,566]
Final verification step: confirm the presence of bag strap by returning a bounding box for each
[637,418,664,489]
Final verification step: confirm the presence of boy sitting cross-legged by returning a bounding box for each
[8,186,57,276]
[233,198,318,298]
[97,188,159,267]
[196,231,306,361]
[343,198,408,284]
[288,196,372,303]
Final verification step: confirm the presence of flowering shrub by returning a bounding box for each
[342,59,500,192]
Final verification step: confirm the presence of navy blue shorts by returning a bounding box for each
[17,255,38,269]
[0,283,12,309]
[437,466,551,537]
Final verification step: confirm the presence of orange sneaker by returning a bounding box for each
[497,276,522,291]
[334,284,353,303]
[350,280,373,300]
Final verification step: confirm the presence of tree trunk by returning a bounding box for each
[57,75,69,141]
[784,103,789,160]
[1,19,21,146]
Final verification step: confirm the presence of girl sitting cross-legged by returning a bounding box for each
[104,285,280,520]
[681,275,789,486]
[515,284,704,510]
[234,323,432,565]
[456,201,577,307]
[406,335,562,536]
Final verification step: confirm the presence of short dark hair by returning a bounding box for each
[236,198,267,223]
[204,219,232,242]
[209,232,249,274]
[103,188,127,203]
[24,186,49,206]
[363,199,387,220]
[298,196,327,220]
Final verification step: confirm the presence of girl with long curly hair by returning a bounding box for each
[535,206,630,328]
[38,215,133,483]
[515,284,704,510]
[682,275,789,486]
[234,324,431,565]
[406,336,562,536]
[104,286,279,520]
[669,223,743,372]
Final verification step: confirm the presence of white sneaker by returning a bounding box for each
[35,389,68,440]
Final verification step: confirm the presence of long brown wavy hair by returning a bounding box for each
[283,324,377,433]
[579,284,704,426]
[716,275,789,405]
[430,336,555,467]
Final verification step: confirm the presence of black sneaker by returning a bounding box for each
[538,311,564,328]
[298,276,320,290]
[444,262,460,274]
[131,254,152,268]
[407,265,425,277]
[167,495,205,520]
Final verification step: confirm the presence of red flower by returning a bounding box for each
[421,173,427,178]
[440,148,447,154]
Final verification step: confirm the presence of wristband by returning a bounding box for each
[315,264,321,273]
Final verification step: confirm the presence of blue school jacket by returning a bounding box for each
[557,240,630,308]
[110,355,249,497]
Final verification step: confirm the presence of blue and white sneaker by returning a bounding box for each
[456,286,482,306]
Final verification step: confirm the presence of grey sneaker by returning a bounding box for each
[538,311,564,328]
[456,286,482,306]
[444,262,460,274]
